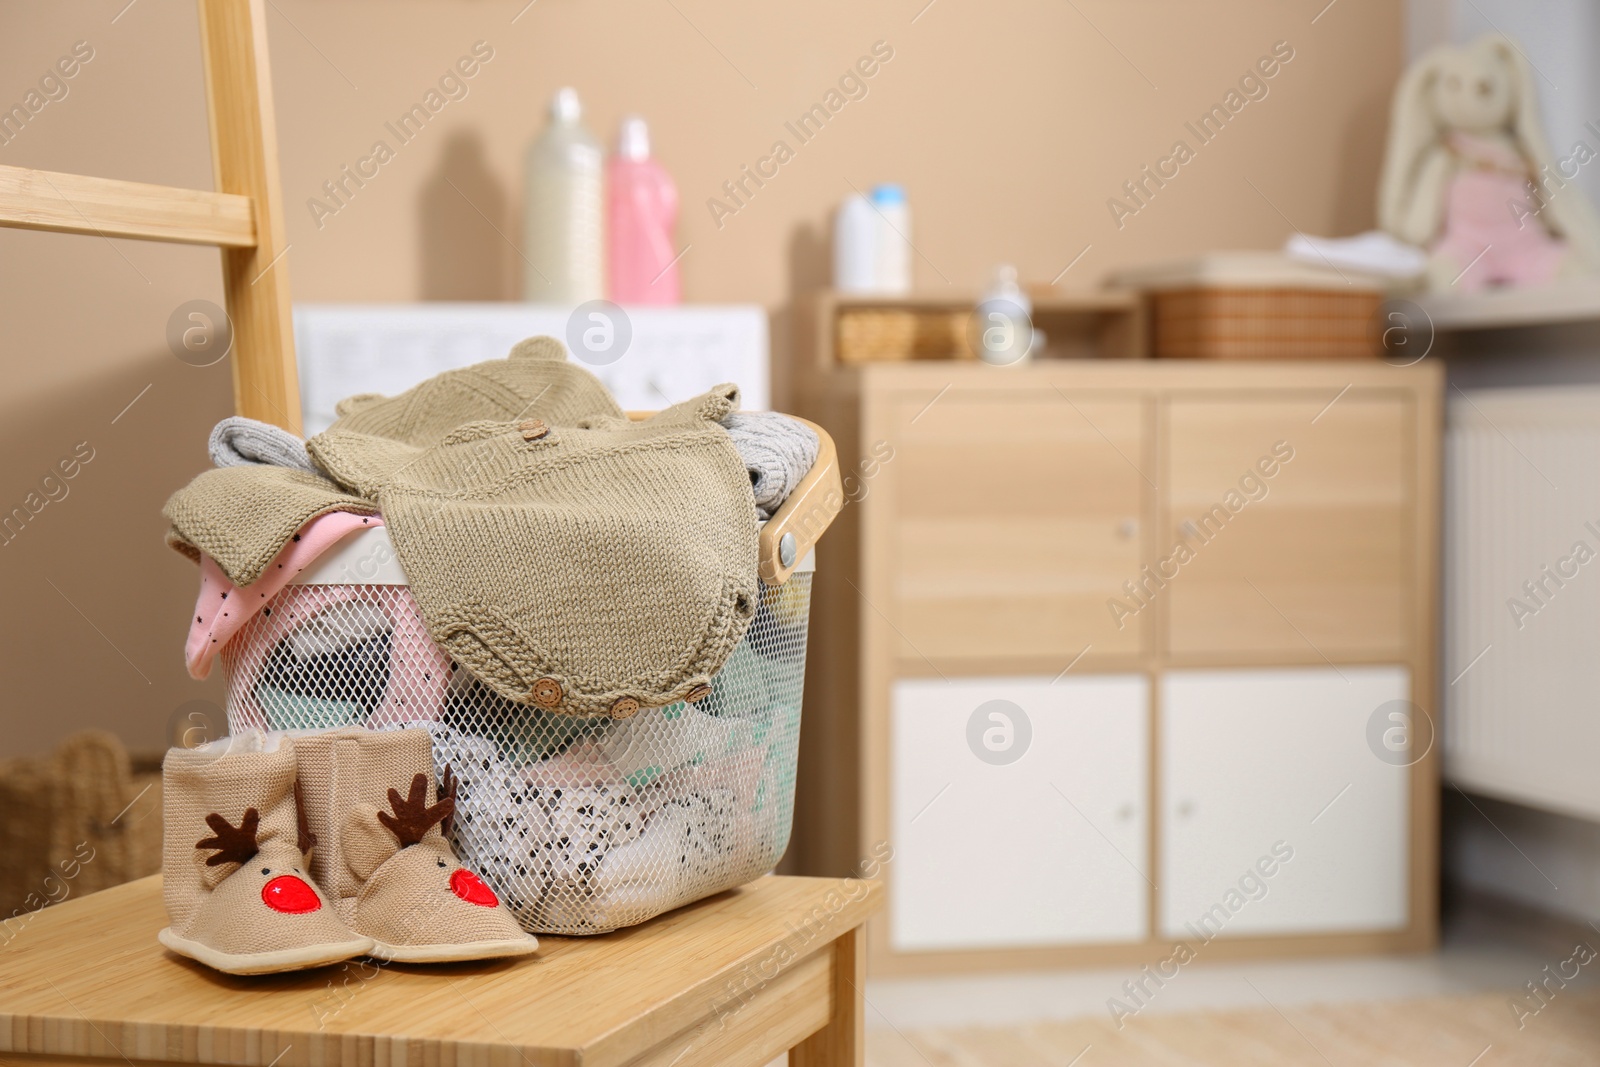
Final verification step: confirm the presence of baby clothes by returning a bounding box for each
[208,416,318,473]
[720,411,820,519]
[596,702,755,789]
[533,786,748,933]
[442,675,595,764]
[186,511,383,679]
[308,376,760,717]
[257,629,391,729]
[225,585,450,731]
[388,719,766,934]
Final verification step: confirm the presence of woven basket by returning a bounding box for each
[0,732,163,921]
[837,308,973,363]
[1152,287,1382,360]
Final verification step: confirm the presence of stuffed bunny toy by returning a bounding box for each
[1379,33,1600,292]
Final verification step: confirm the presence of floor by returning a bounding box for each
[855,894,1600,1064]
[862,991,1600,1065]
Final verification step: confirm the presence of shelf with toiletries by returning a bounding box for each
[523,87,682,307]
[801,289,1144,370]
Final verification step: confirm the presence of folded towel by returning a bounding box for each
[1284,231,1427,280]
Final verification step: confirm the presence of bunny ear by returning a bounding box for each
[1379,43,1449,242]
[1486,36,1554,174]
[1487,33,1600,263]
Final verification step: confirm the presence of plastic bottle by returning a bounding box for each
[606,117,680,304]
[523,87,603,305]
[833,193,878,294]
[976,263,1038,365]
[870,184,911,295]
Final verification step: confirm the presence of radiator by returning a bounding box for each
[1446,386,1600,822]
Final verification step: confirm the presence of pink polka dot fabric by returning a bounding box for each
[186,512,382,680]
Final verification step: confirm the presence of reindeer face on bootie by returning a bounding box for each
[158,739,372,975]
[342,770,537,962]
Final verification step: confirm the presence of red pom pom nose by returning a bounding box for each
[450,868,499,907]
[262,874,322,914]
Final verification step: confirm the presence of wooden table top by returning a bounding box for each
[0,874,880,1067]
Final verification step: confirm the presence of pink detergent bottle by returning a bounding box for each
[607,116,680,304]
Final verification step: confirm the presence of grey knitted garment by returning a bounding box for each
[208,416,317,473]
[719,412,819,520]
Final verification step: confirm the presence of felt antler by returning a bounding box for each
[377,773,454,848]
[293,779,318,854]
[197,808,261,867]
[438,765,459,838]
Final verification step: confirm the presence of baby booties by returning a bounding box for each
[291,727,538,962]
[159,731,371,974]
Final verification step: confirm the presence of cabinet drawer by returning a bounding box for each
[884,393,1148,661]
[1163,395,1410,659]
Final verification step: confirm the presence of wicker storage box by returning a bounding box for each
[0,732,163,921]
[220,525,814,935]
[1112,253,1385,360]
[837,307,973,362]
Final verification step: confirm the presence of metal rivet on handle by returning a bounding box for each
[779,531,797,568]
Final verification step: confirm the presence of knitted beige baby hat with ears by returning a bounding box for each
[308,343,761,717]
[328,336,625,446]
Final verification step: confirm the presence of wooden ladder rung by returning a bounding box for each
[0,164,255,247]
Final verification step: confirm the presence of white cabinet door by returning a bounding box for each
[1159,667,1410,939]
[891,675,1149,952]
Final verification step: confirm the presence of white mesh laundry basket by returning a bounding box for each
[220,522,816,934]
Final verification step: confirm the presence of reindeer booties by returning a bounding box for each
[292,728,537,963]
[159,732,372,975]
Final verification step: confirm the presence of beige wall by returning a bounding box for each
[0,0,1401,757]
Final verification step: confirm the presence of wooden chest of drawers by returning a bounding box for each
[793,308,1441,975]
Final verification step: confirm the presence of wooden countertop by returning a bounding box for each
[0,873,881,1067]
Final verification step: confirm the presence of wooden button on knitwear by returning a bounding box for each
[531,678,563,708]
[610,696,640,719]
[685,684,713,703]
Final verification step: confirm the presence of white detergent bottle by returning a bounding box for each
[523,87,604,304]
[870,183,911,294]
[833,193,877,293]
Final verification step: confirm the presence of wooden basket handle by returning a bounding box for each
[758,417,840,585]
[627,411,841,585]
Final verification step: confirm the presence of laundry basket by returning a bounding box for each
[218,430,840,935]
